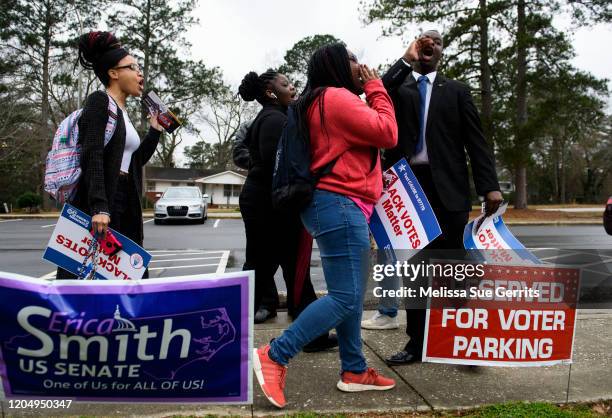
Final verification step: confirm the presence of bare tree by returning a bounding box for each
[197,87,258,170]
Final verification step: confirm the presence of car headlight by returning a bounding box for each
[189,204,202,209]
[155,204,166,210]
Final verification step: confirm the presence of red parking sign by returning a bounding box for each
[423,264,579,366]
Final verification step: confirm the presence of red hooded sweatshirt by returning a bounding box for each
[309,78,398,205]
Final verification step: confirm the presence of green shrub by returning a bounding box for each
[17,192,42,210]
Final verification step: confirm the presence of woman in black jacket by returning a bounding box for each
[57,31,161,279]
[238,70,298,320]
[237,69,336,350]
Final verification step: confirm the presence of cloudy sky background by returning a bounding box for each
[173,0,611,166]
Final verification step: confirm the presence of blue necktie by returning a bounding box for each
[415,75,429,154]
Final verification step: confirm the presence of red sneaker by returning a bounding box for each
[337,367,396,392]
[253,344,287,408]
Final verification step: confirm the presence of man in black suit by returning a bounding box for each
[379,30,503,364]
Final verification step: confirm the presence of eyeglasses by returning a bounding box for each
[113,63,141,72]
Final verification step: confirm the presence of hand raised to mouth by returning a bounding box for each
[417,37,435,61]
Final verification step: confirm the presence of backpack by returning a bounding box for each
[232,119,254,170]
[44,94,118,204]
[271,105,336,211]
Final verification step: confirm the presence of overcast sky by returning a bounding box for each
[174,0,611,166]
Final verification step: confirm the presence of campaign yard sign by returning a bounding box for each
[0,271,253,403]
[463,213,541,265]
[423,264,579,366]
[43,204,152,280]
[370,158,441,254]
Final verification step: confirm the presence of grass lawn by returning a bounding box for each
[172,400,612,417]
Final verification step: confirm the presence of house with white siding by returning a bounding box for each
[195,171,247,207]
[144,167,246,207]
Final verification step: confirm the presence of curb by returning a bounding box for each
[502,220,602,225]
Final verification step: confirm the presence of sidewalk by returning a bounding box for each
[3,309,610,417]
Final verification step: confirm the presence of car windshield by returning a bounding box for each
[163,188,200,198]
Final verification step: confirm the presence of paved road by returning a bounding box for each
[0,219,610,293]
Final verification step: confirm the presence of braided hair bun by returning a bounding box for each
[238,69,279,104]
[238,72,260,102]
[77,31,129,86]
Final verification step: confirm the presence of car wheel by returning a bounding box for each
[197,216,205,224]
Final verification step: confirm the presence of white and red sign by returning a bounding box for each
[423,264,580,366]
[463,204,541,264]
[369,158,441,254]
[42,204,151,280]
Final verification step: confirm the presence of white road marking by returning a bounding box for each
[539,251,584,261]
[214,219,220,228]
[150,256,223,264]
[216,250,230,274]
[41,223,56,228]
[149,263,219,271]
[577,259,612,268]
[152,252,219,258]
[148,249,226,253]
[39,271,56,280]
[0,219,22,223]
[143,219,154,224]
[582,268,611,277]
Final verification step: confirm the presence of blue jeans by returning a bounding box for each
[269,189,370,373]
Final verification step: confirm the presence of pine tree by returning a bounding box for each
[108,0,223,169]
[278,34,343,89]
[0,0,100,207]
[361,0,610,207]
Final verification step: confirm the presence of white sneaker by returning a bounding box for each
[361,312,399,330]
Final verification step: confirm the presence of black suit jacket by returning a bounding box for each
[382,59,500,212]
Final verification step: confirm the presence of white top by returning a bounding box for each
[410,71,437,165]
[120,111,140,173]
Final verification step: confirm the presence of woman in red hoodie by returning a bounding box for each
[253,43,416,408]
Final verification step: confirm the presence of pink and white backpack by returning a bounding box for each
[44,94,118,203]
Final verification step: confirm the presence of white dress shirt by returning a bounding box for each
[410,71,437,165]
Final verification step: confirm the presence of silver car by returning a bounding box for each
[154,187,208,225]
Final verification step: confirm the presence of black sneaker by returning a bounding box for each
[303,333,338,353]
[254,307,277,324]
[385,349,422,365]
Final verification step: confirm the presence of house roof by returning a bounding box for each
[195,170,247,184]
[145,166,217,181]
